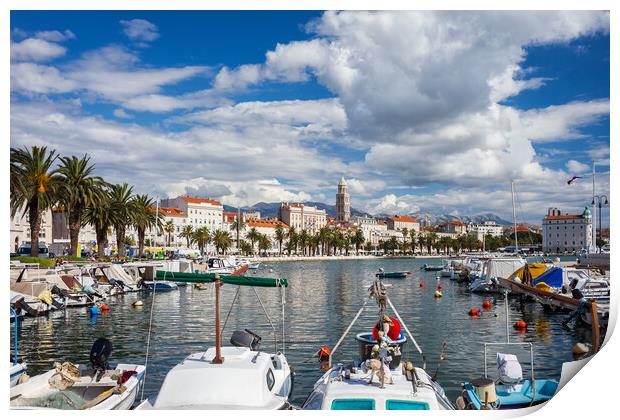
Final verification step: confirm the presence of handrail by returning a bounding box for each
[387,297,426,369]
[328,300,368,368]
[11,306,19,365]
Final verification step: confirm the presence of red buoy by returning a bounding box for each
[514,320,527,329]
[482,300,492,310]
[420,281,424,288]
[317,345,331,361]
[468,308,481,316]
[101,304,109,311]
[437,284,443,290]
[372,317,402,341]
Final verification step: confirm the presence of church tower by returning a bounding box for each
[335,177,350,223]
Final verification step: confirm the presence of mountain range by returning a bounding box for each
[223,202,514,225]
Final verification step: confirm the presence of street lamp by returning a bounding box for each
[591,195,609,252]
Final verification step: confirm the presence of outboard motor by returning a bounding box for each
[90,338,113,381]
[230,329,262,351]
[572,289,584,300]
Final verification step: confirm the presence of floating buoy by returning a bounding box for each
[468,308,481,316]
[89,306,99,316]
[317,345,331,362]
[133,300,144,307]
[434,290,443,298]
[482,300,492,310]
[101,304,109,311]
[572,342,589,355]
[269,269,274,273]
[437,283,443,290]
[419,281,424,288]
[514,320,527,329]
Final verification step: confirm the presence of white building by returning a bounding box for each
[244,219,288,253]
[468,221,504,241]
[369,229,404,248]
[279,203,327,233]
[542,207,593,253]
[351,215,383,241]
[161,196,223,231]
[386,215,420,233]
[10,208,53,253]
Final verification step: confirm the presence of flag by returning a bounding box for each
[567,176,582,185]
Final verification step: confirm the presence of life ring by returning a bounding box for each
[372,316,401,341]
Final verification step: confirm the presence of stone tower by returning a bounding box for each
[335,177,350,223]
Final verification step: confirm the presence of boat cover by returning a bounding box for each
[507,263,550,283]
[487,259,526,280]
[532,267,563,289]
[497,353,522,384]
[155,271,288,287]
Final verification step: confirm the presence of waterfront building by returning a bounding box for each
[386,215,420,233]
[468,220,504,241]
[351,215,383,241]
[161,196,223,230]
[10,208,52,253]
[244,219,287,253]
[335,177,351,223]
[369,229,404,248]
[279,202,327,233]
[542,207,593,253]
[153,207,188,247]
[434,220,467,235]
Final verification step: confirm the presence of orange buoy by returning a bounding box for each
[420,281,424,288]
[468,308,481,316]
[482,300,492,310]
[437,284,443,290]
[317,345,331,361]
[101,304,110,311]
[514,320,527,329]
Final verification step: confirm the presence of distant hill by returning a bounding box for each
[224,201,511,225]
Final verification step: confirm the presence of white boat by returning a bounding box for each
[205,256,237,274]
[302,280,454,410]
[469,258,526,293]
[135,273,293,410]
[10,362,28,387]
[10,338,145,410]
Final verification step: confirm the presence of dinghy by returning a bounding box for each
[135,273,293,409]
[302,279,454,410]
[10,338,145,410]
[376,268,411,278]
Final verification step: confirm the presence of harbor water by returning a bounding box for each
[13,257,594,406]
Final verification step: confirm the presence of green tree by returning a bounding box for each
[109,183,135,257]
[351,229,365,255]
[164,220,175,246]
[258,233,271,255]
[57,155,107,257]
[213,229,233,254]
[132,194,159,257]
[239,239,253,256]
[247,227,260,253]
[410,230,418,254]
[275,223,286,256]
[231,216,246,250]
[286,226,298,255]
[299,229,309,256]
[10,146,63,256]
[192,227,211,256]
[83,184,113,257]
[179,225,194,248]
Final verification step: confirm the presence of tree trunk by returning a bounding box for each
[138,227,145,257]
[116,226,125,258]
[28,197,40,257]
[68,206,83,257]
[96,227,108,257]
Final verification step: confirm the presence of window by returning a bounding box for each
[386,400,430,410]
[331,399,375,410]
[266,369,275,391]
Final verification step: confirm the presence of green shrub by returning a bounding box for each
[10,256,56,267]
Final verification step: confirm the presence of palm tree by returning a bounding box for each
[213,229,233,255]
[231,216,246,250]
[57,155,107,257]
[10,146,63,256]
[410,230,418,254]
[179,225,194,248]
[258,234,271,255]
[83,184,113,257]
[164,220,175,246]
[108,183,135,258]
[132,194,159,257]
[246,227,260,254]
[275,223,286,256]
[427,232,438,254]
[299,229,309,256]
[351,228,365,255]
[286,226,297,255]
[192,227,211,256]
[239,239,253,256]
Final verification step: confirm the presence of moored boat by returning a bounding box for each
[376,268,411,278]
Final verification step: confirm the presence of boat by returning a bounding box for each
[135,272,293,409]
[376,269,411,278]
[10,338,145,410]
[122,262,179,291]
[205,256,238,274]
[469,257,526,293]
[422,264,443,272]
[10,306,28,387]
[302,279,454,410]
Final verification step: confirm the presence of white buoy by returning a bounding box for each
[133,300,144,307]
[269,269,274,273]
[572,342,589,355]
[434,290,443,298]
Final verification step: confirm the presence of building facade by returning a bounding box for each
[335,177,350,223]
[386,215,420,232]
[161,196,223,231]
[468,221,504,241]
[10,208,53,253]
[279,203,327,232]
[434,220,467,235]
[542,207,593,253]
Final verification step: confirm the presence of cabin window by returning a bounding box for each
[386,400,430,410]
[331,399,375,410]
[266,368,275,391]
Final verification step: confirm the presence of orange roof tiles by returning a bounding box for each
[544,215,583,220]
[180,196,222,206]
[247,220,288,229]
[158,207,186,217]
[389,215,419,223]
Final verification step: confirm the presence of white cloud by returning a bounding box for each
[566,160,590,174]
[113,108,132,119]
[34,30,76,42]
[121,90,230,113]
[120,19,160,42]
[11,63,76,93]
[11,38,67,62]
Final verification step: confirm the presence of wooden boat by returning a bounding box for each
[302,280,454,410]
[10,339,145,410]
[135,273,293,410]
[376,271,411,278]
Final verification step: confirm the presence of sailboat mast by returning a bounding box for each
[511,181,518,252]
[155,196,160,249]
[592,161,596,251]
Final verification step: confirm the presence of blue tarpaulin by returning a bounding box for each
[532,267,563,288]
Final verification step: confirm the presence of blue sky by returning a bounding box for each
[10,11,610,225]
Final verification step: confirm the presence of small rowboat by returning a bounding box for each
[376,271,411,278]
[423,264,443,272]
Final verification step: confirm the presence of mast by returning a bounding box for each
[155,196,160,249]
[212,274,224,364]
[591,161,596,252]
[511,181,518,253]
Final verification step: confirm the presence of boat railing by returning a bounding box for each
[483,342,537,406]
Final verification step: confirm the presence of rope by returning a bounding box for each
[281,285,286,355]
[220,286,241,342]
[251,287,278,353]
[386,298,426,368]
[140,269,163,401]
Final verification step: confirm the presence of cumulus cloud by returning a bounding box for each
[34,30,76,42]
[113,108,132,119]
[11,38,67,62]
[120,19,160,42]
[566,160,590,174]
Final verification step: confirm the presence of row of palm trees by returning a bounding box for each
[11,146,165,258]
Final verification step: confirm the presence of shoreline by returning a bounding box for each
[257,254,447,263]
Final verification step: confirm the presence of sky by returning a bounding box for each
[10,10,610,225]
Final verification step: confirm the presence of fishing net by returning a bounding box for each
[13,390,87,410]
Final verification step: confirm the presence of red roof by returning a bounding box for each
[180,196,222,206]
[158,207,185,217]
[544,215,583,220]
[247,220,288,229]
[389,215,419,223]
